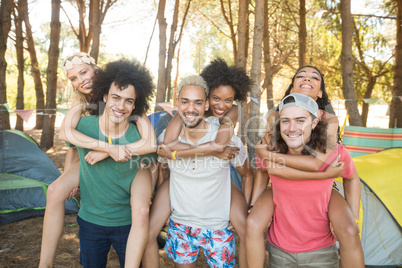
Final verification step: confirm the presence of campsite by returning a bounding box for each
[1,113,401,267]
[1,0,402,267]
[0,123,217,268]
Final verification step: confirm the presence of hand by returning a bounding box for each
[107,145,132,162]
[157,143,174,159]
[227,221,236,233]
[325,155,345,178]
[85,151,110,165]
[67,187,79,199]
[215,146,239,160]
[330,222,337,240]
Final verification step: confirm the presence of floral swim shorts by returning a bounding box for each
[164,220,235,267]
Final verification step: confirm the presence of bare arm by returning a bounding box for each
[60,104,155,161]
[342,168,361,220]
[258,111,340,171]
[235,159,254,205]
[163,105,239,159]
[266,158,344,180]
[126,113,157,155]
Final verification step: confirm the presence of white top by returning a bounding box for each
[158,120,247,229]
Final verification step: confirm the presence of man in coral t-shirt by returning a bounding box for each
[265,93,359,267]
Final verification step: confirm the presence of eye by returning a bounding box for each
[297,119,305,124]
[195,101,203,106]
[281,119,289,124]
[226,99,233,103]
[181,100,188,104]
[70,77,76,82]
[213,97,219,101]
[80,70,87,76]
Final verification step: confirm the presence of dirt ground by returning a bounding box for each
[0,126,260,267]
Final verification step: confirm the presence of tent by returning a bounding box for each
[0,130,79,226]
[336,148,402,267]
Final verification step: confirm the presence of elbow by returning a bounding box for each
[59,131,67,142]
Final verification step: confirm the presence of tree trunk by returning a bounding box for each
[22,0,45,129]
[263,0,274,111]
[390,0,402,128]
[165,0,190,102]
[89,0,116,62]
[248,0,264,166]
[41,0,61,151]
[89,0,101,62]
[220,0,237,62]
[15,0,25,131]
[298,0,306,67]
[155,0,167,111]
[236,0,249,144]
[340,0,363,126]
[361,77,376,127]
[0,0,13,130]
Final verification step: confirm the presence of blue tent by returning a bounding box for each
[0,130,79,226]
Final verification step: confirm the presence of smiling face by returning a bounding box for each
[279,106,318,154]
[66,63,96,95]
[103,82,136,125]
[177,85,209,128]
[208,85,235,117]
[290,67,323,100]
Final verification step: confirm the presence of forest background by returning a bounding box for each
[0,0,401,162]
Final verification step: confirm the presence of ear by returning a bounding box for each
[311,118,319,130]
[205,99,210,112]
[317,90,323,98]
[103,93,108,103]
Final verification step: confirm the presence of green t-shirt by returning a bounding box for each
[71,115,156,227]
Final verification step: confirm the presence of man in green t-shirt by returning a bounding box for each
[68,59,156,267]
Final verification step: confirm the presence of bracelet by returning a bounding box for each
[172,150,178,160]
[354,218,359,225]
[222,122,234,128]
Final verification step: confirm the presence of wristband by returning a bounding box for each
[354,218,359,225]
[172,150,178,160]
[222,122,234,128]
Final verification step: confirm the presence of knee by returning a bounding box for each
[335,222,360,243]
[246,215,264,237]
[46,183,65,203]
[132,205,150,226]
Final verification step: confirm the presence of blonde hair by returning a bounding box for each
[178,75,209,98]
[64,52,97,107]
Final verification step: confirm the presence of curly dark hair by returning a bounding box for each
[89,59,154,119]
[200,58,252,102]
[284,65,335,114]
[271,115,328,156]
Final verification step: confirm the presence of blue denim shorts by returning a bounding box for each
[165,220,235,267]
[77,216,131,268]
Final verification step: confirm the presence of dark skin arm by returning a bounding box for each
[162,105,238,159]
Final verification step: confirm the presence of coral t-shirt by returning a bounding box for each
[266,144,355,253]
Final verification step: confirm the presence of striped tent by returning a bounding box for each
[342,126,402,157]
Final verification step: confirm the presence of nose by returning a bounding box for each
[288,120,298,131]
[187,102,195,113]
[303,76,311,82]
[115,99,124,110]
[218,101,225,110]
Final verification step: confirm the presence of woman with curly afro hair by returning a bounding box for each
[143,58,254,268]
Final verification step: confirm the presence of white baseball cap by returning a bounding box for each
[279,93,318,118]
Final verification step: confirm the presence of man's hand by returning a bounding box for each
[107,145,132,162]
[157,143,173,159]
[85,151,110,165]
[214,146,239,160]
